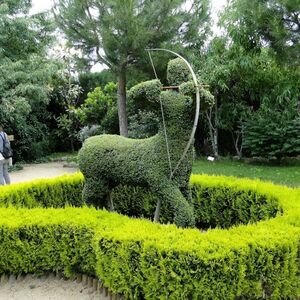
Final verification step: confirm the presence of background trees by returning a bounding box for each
[223,0,300,65]
[0,0,299,162]
[193,0,300,160]
[0,0,58,160]
[53,0,211,136]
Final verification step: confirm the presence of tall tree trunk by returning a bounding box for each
[213,127,219,158]
[117,69,128,137]
[70,139,75,152]
[231,131,243,159]
[206,107,219,159]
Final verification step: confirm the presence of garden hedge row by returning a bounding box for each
[0,173,283,229]
[0,174,299,299]
[112,176,282,229]
[190,174,281,229]
[0,174,84,208]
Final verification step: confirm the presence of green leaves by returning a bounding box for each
[0,1,57,160]
[243,114,300,160]
[54,0,211,67]
[0,173,299,298]
[192,180,280,229]
[77,83,118,128]
[0,173,84,208]
[221,0,300,65]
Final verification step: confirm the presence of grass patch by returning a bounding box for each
[192,158,300,187]
[46,151,78,162]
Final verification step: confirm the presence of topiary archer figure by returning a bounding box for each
[78,54,213,228]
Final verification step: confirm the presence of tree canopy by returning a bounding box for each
[53,0,211,136]
[222,0,300,64]
[0,0,57,159]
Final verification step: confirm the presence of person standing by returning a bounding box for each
[0,125,11,185]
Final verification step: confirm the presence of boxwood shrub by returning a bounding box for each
[190,174,281,229]
[0,173,84,208]
[112,177,282,229]
[0,174,299,299]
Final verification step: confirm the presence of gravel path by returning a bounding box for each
[0,275,110,300]
[10,162,78,183]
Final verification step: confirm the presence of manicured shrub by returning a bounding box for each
[0,172,283,231]
[111,184,156,218]
[112,176,281,229]
[0,175,300,299]
[191,174,281,228]
[167,58,190,85]
[0,174,299,299]
[0,208,96,277]
[0,173,84,208]
[79,61,197,228]
[127,79,162,106]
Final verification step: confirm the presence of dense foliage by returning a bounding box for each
[223,0,300,65]
[195,23,300,159]
[53,0,211,136]
[0,174,299,299]
[79,65,196,227]
[0,0,299,161]
[77,83,119,135]
[0,0,57,160]
[243,114,300,161]
[0,173,84,208]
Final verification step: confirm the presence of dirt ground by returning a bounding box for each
[10,162,78,183]
[0,275,110,300]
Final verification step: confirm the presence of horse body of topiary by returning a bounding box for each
[79,59,198,227]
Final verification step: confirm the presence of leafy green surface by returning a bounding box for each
[79,67,197,228]
[192,158,300,187]
[0,174,299,299]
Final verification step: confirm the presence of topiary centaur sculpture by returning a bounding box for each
[79,54,213,228]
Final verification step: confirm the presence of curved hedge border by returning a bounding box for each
[0,174,84,208]
[191,174,282,229]
[0,174,299,299]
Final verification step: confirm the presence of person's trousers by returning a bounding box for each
[0,160,10,185]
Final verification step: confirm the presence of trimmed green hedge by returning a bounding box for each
[112,177,282,229]
[0,174,299,299]
[190,174,281,229]
[0,173,84,208]
[0,173,288,230]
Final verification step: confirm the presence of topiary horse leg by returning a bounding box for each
[82,177,110,208]
[151,180,195,228]
[180,185,192,204]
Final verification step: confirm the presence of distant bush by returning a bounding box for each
[28,138,56,161]
[76,83,119,135]
[244,113,300,161]
[78,125,102,143]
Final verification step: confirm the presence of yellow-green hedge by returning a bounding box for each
[0,174,299,299]
[190,174,281,228]
[0,173,283,230]
[0,173,84,207]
